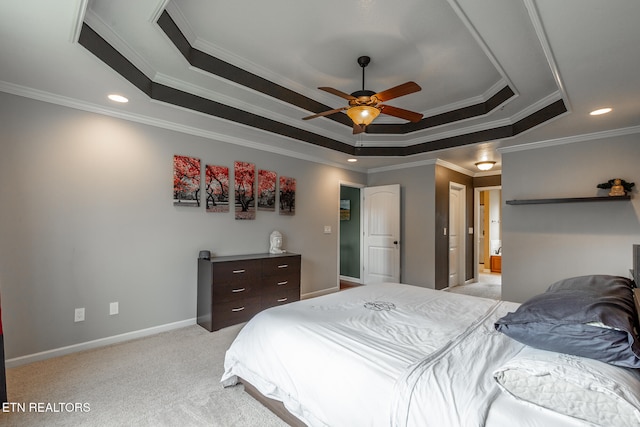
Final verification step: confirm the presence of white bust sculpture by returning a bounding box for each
[269,230,286,254]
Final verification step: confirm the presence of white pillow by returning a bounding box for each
[494,346,640,427]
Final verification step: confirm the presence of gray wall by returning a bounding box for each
[501,136,640,302]
[368,163,437,288]
[4,90,638,360]
[0,92,366,359]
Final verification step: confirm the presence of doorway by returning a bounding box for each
[449,182,466,287]
[339,183,363,285]
[338,183,401,286]
[474,187,502,288]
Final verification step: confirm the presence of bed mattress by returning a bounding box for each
[221,283,599,426]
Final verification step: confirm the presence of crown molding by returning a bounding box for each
[523,0,570,111]
[499,125,640,154]
[367,158,438,174]
[84,9,156,79]
[437,159,475,176]
[0,81,366,173]
[70,0,89,43]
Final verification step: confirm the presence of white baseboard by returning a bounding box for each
[6,318,197,368]
[302,286,339,300]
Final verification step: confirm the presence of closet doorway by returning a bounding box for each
[338,183,401,287]
[339,183,363,285]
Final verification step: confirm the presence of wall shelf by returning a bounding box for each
[505,195,631,205]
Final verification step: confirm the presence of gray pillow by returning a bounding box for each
[495,275,640,368]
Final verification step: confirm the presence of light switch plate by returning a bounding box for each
[323,225,331,234]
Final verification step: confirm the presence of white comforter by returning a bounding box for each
[221,283,527,426]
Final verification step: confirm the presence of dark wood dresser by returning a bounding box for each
[197,252,301,331]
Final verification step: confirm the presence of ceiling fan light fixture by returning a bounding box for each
[475,161,496,171]
[346,105,380,126]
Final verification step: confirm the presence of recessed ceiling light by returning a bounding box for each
[108,94,129,103]
[347,158,358,163]
[590,107,612,116]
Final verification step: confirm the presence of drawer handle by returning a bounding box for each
[231,307,245,312]
[277,264,289,269]
[232,269,246,274]
[231,288,246,293]
[277,281,288,286]
[277,298,288,302]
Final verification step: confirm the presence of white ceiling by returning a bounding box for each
[1,0,639,174]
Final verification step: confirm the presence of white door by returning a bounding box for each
[449,182,466,287]
[363,184,401,284]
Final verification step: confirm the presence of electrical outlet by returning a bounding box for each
[324,225,332,234]
[110,302,119,316]
[74,308,85,322]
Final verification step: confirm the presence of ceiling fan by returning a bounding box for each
[303,56,423,134]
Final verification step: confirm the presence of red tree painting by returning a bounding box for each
[258,169,277,211]
[234,161,255,220]
[279,176,296,215]
[173,155,201,206]
[205,165,229,213]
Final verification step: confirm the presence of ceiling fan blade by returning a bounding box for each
[302,107,348,120]
[373,82,421,102]
[352,123,366,135]
[318,87,356,101]
[379,105,424,123]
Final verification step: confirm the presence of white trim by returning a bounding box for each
[0,81,367,174]
[5,318,196,368]
[498,125,640,154]
[437,159,474,176]
[301,287,339,300]
[83,9,156,80]
[448,181,467,287]
[339,275,363,285]
[368,158,437,174]
[474,170,502,178]
[70,0,89,43]
[338,181,366,289]
[149,0,173,23]
[473,185,502,282]
[446,0,514,91]
[523,0,570,111]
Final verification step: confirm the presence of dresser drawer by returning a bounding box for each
[213,281,258,303]
[262,256,301,277]
[262,271,300,293]
[212,259,261,284]
[262,288,300,310]
[212,297,262,330]
[198,253,301,332]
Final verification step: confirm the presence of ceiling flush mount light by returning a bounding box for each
[590,107,612,116]
[475,161,496,171]
[108,94,129,103]
[347,158,358,163]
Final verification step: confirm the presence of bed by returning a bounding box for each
[221,276,640,427]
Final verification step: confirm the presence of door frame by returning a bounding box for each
[338,181,365,285]
[474,185,502,281]
[449,182,466,287]
[363,184,401,284]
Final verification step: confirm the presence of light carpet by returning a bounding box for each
[5,278,502,426]
[3,324,287,427]
[445,273,502,300]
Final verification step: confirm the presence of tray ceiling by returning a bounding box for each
[1,0,639,172]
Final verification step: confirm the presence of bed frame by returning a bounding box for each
[240,377,305,427]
